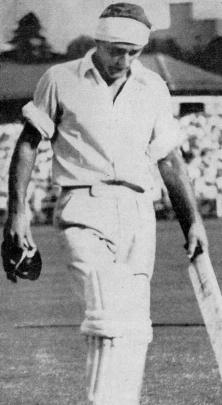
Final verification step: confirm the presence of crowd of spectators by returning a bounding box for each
[0,111,222,223]
[179,113,222,217]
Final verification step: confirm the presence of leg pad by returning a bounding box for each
[82,266,152,405]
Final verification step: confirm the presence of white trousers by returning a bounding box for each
[54,184,156,404]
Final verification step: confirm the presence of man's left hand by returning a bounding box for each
[187,221,208,260]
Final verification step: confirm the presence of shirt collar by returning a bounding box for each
[80,48,100,82]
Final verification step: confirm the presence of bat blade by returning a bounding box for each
[189,252,222,379]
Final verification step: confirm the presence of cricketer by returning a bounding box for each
[3,2,208,404]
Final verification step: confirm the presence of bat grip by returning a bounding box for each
[187,243,203,262]
[179,218,203,262]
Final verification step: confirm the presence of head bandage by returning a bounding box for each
[95,2,152,46]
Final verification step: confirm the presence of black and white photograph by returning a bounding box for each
[0,1,222,404]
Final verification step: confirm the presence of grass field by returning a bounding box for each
[0,219,222,404]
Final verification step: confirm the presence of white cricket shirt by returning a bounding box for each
[22,49,179,190]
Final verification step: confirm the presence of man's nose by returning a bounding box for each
[119,53,131,68]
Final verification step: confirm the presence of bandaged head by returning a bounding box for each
[95,2,152,47]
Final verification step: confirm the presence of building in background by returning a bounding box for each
[153,1,222,51]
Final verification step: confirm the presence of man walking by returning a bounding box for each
[4,3,208,404]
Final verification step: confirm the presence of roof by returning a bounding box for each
[0,61,52,100]
[1,53,222,100]
[140,53,222,95]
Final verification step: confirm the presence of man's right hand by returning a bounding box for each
[4,212,36,250]
[2,213,42,283]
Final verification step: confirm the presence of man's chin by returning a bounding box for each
[108,68,127,79]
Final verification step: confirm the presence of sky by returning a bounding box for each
[0,0,222,52]
[193,0,222,19]
[0,0,170,52]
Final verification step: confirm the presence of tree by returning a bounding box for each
[9,12,52,63]
[144,37,183,60]
[66,35,95,60]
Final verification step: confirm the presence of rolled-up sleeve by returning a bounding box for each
[22,68,57,140]
[148,82,180,162]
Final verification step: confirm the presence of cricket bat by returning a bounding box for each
[188,251,222,379]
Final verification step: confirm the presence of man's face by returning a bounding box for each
[95,41,143,81]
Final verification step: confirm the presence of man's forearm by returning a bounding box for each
[158,149,202,238]
[8,123,41,218]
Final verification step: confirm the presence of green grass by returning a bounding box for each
[0,219,222,404]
